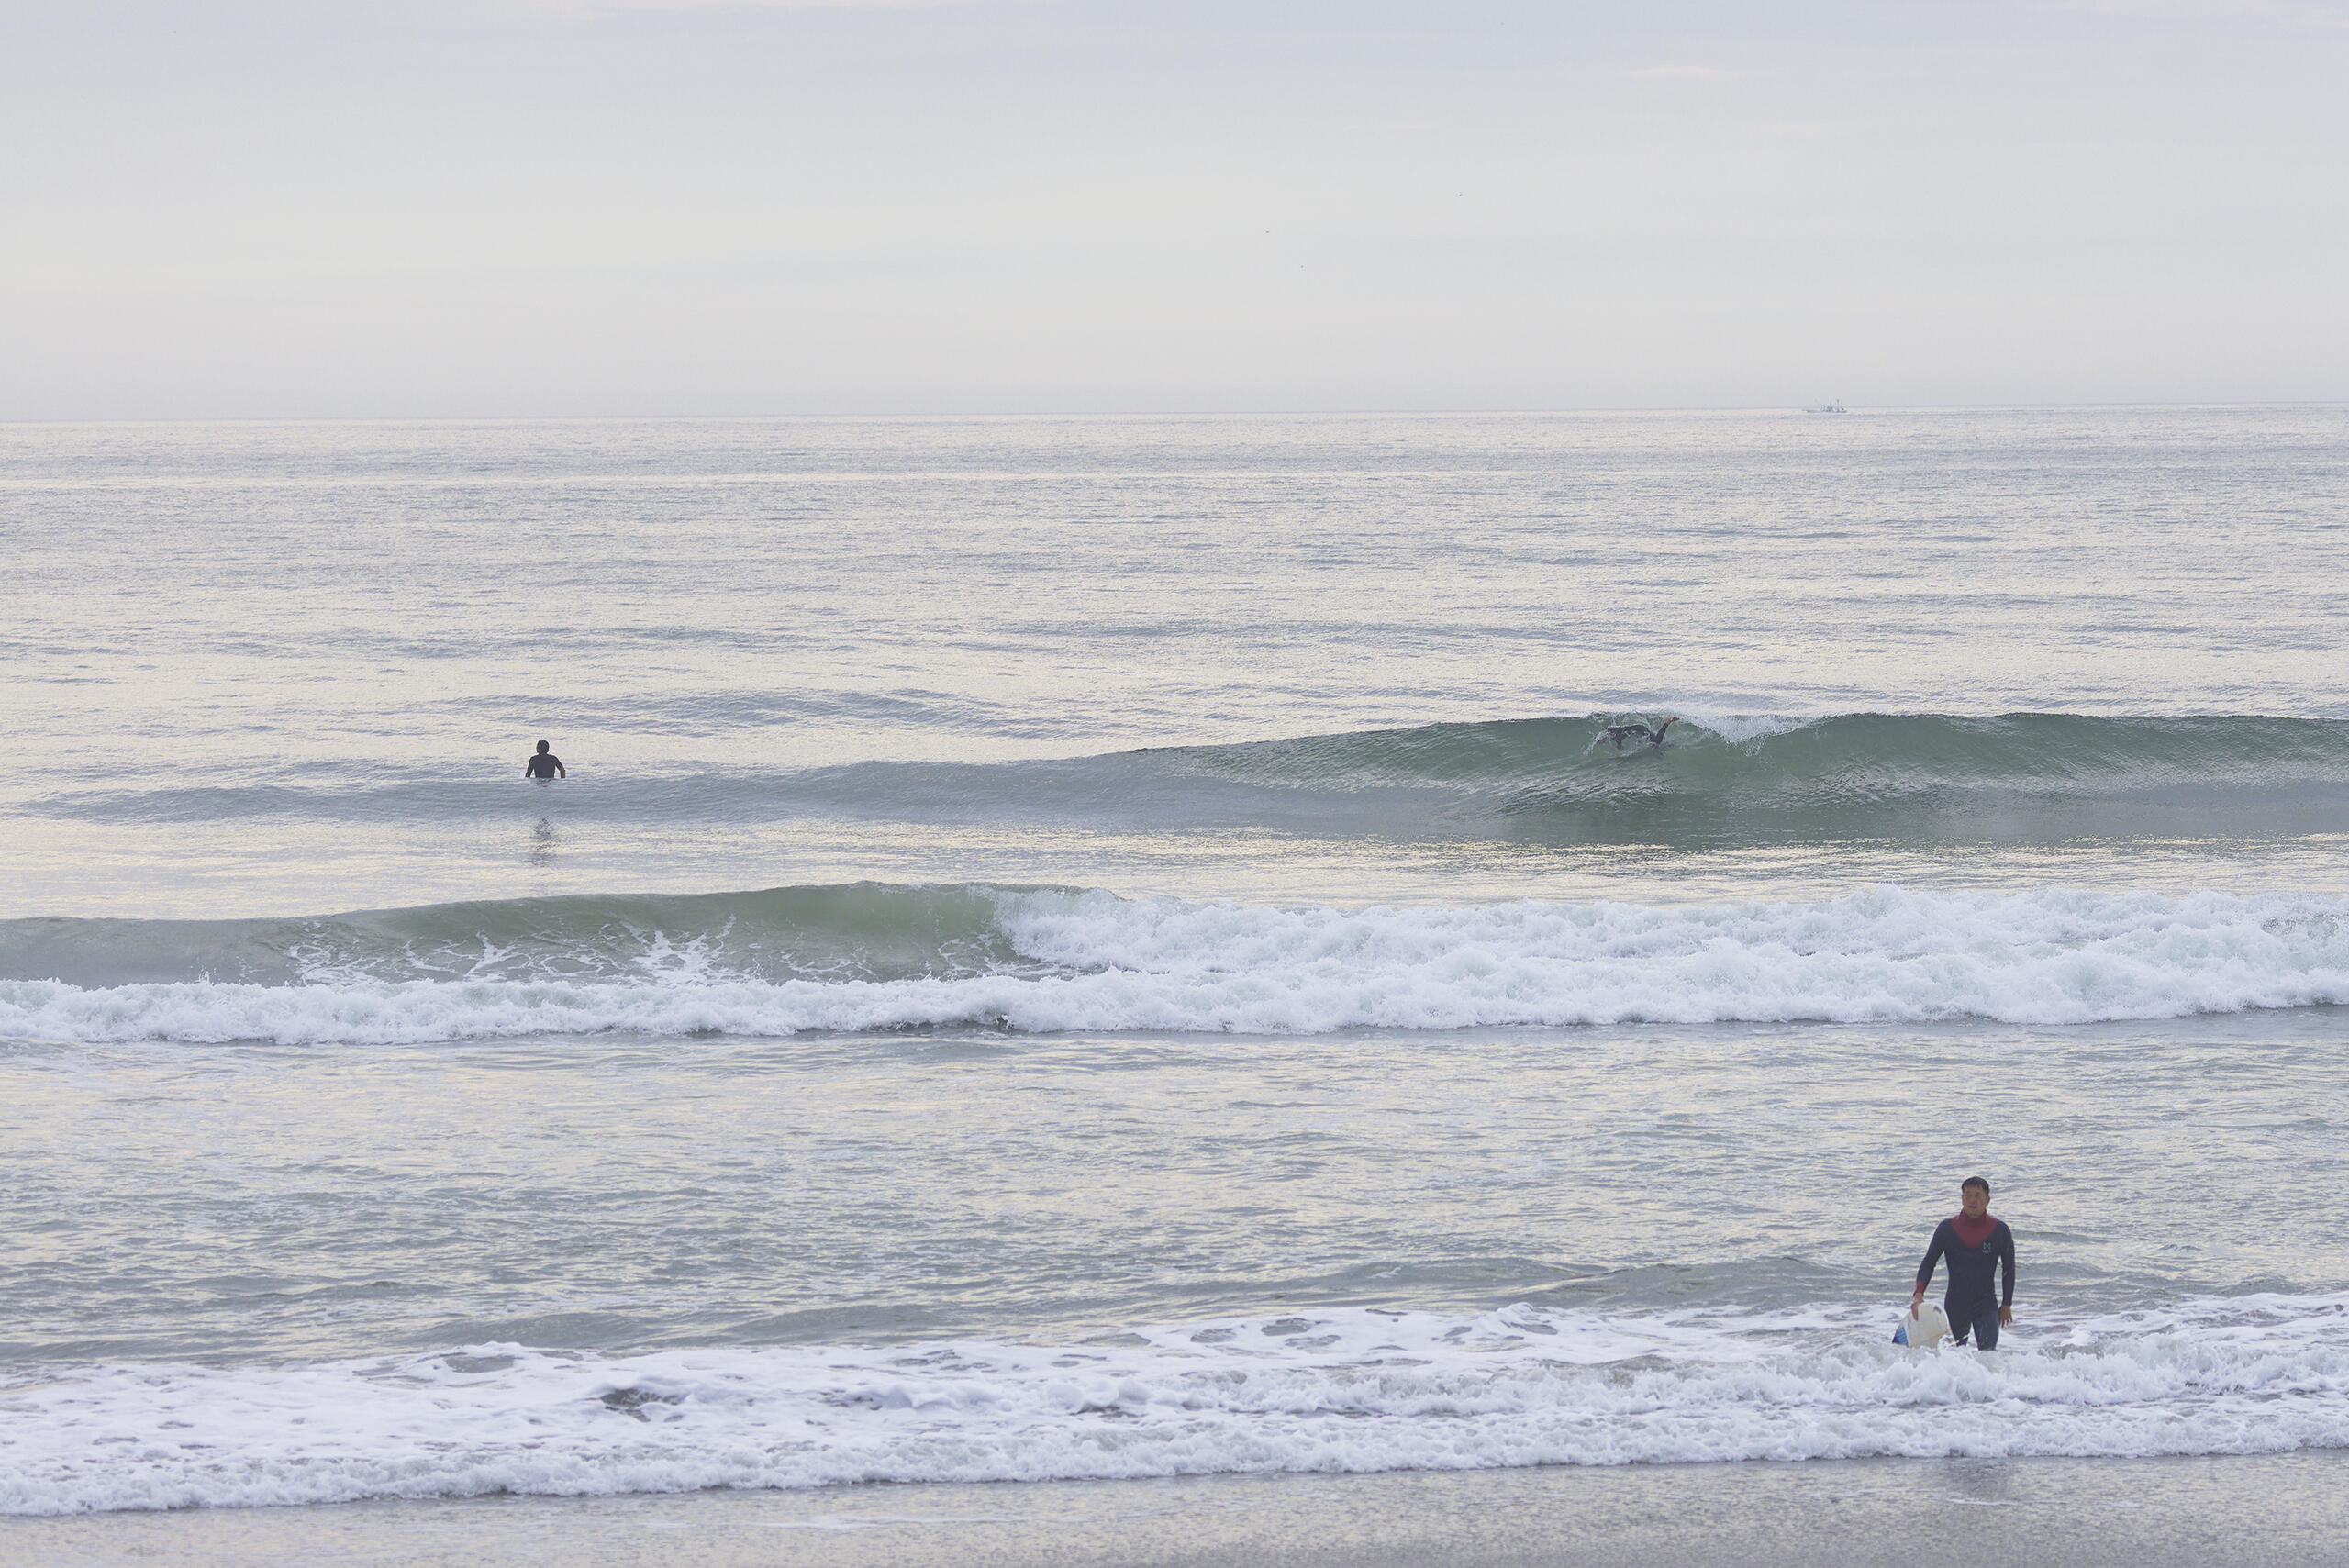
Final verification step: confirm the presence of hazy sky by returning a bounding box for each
[4,0,2343,417]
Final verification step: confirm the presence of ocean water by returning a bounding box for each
[2,407,2346,1516]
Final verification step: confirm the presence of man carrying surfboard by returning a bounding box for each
[1911,1175,2015,1348]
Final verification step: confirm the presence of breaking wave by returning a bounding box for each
[6,882,2349,1043]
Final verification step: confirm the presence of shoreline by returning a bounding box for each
[6,1451,2346,1568]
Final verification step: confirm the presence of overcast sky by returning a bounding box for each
[3,0,2343,417]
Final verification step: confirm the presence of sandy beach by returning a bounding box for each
[7,1452,2345,1568]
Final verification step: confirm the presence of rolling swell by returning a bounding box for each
[6,882,2349,1043]
[25,713,2349,846]
[1150,711,2349,842]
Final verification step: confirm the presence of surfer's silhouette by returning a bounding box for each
[524,740,566,780]
[1596,717,1678,753]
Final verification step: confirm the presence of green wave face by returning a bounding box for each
[0,883,1042,990]
[1146,713,2349,844]
[1161,713,2349,794]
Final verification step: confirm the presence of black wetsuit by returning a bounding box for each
[1915,1214,2016,1348]
[1604,719,1675,751]
[525,752,563,779]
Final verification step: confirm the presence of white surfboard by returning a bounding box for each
[1894,1301,1950,1349]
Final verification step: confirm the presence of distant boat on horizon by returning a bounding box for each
[1803,401,1849,414]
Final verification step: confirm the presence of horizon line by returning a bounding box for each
[6,398,2345,428]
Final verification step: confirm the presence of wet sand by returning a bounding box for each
[6,1452,2346,1568]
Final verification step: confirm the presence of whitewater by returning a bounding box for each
[11,1298,2347,1515]
[2,407,2345,1521]
[10,884,2349,1044]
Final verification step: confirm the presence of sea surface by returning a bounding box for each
[2,407,2346,1516]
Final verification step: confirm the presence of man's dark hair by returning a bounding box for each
[536,740,551,753]
[1962,1175,1991,1197]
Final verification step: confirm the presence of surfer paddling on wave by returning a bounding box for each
[524,740,566,780]
[1912,1175,2016,1349]
[1595,716,1678,752]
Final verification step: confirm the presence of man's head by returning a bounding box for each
[536,740,551,755]
[1961,1176,1991,1218]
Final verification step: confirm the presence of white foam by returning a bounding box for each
[1673,710,1820,746]
[6,885,2349,1043]
[3,1296,2343,1515]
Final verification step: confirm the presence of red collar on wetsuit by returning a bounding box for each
[1951,1211,1998,1247]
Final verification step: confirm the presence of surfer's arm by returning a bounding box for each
[1997,1226,2015,1316]
[1911,1223,1951,1300]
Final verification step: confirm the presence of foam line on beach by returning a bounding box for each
[5,1296,2344,1515]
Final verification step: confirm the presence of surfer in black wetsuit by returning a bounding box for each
[1599,717,1678,752]
[1911,1175,2016,1349]
[524,740,566,780]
